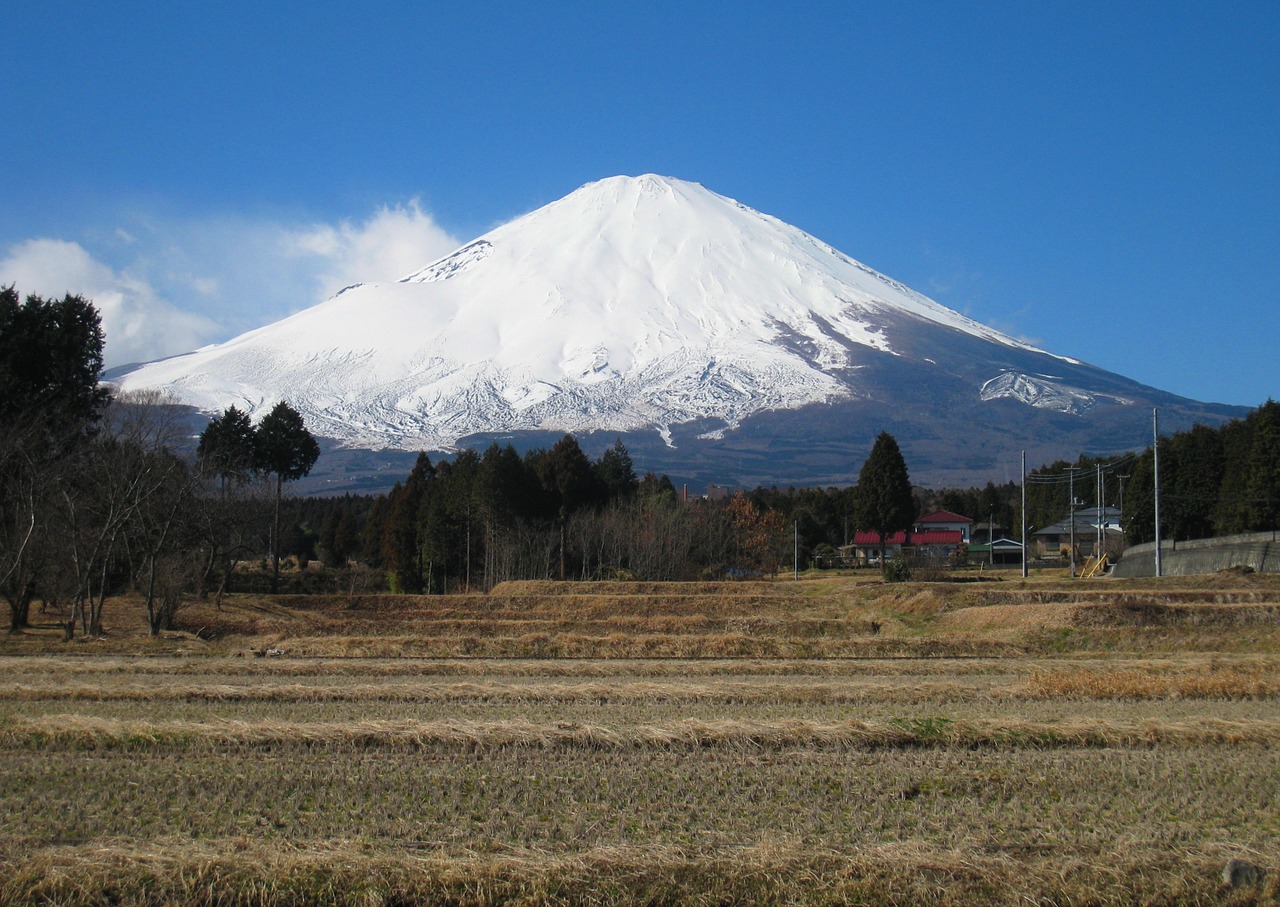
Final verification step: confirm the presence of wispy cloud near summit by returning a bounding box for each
[0,201,461,368]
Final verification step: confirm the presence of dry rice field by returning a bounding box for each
[2,573,1279,905]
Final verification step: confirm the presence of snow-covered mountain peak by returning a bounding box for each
[116,175,1095,456]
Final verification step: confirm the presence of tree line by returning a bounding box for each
[6,288,1277,628]
[353,438,796,591]
[1122,400,1280,545]
[334,410,1280,587]
[1,287,318,635]
[340,430,932,590]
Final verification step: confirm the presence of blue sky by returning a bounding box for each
[2,2,1276,406]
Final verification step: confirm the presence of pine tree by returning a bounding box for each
[197,405,257,488]
[1,288,110,630]
[254,401,320,593]
[381,453,434,593]
[1214,417,1253,534]
[594,439,638,502]
[536,435,599,579]
[854,432,915,569]
[1245,399,1280,530]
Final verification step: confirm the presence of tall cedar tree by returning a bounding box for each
[594,439,638,500]
[1245,400,1280,531]
[254,401,320,592]
[380,454,435,592]
[0,287,110,438]
[197,405,257,489]
[1,288,110,629]
[1214,417,1253,534]
[855,432,915,568]
[537,435,599,579]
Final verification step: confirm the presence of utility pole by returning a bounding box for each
[1018,450,1029,575]
[793,520,798,581]
[1068,466,1079,578]
[1096,463,1103,565]
[988,510,994,568]
[1153,408,1163,578]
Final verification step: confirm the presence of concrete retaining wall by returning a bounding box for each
[1113,530,1280,577]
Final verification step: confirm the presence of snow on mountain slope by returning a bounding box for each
[115,174,1071,450]
[979,372,1135,414]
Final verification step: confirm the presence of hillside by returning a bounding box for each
[110,175,1246,491]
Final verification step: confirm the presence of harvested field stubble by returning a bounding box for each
[1027,664,1280,699]
[3,841,1277,907]
[1,575,1278,905]
[5,713,1280,749]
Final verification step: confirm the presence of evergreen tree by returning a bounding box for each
[1122,449,1156,545]
[537,435,599,516]
[360,494,390,568]
[1,288,110,630]
[381,454,434,593]
[854,432,915,568]
[318,506,361,568]
[0,287,110,440]
[254,401,320,593]
[332,511,361,566]
[1214,416,1253,534]
[422,450,480,592]
[637,472,679,505]
[594,439,638,502]
[1168,423,1223,540]
[197,405,257,488]
[475,443,533,526]
[977,481,1007,539]
[536,435,600,579]
[1245,399,1280,530]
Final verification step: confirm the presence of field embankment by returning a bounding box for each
[1,574,1277,904]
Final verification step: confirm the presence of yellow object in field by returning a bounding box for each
[1083,554,1108,578]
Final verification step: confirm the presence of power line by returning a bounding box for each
[1025,453,1137,484]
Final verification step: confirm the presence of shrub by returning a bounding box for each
[884,560,912,583]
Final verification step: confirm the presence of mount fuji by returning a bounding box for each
[113,175,1244,491]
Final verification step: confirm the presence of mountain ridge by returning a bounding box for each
[113,174,1246,491]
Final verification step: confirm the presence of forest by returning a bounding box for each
[4,286,1278,635]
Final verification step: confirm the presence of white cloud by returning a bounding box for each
[0,200,463,370]
[281,200,460,298]
[0,238,219,368]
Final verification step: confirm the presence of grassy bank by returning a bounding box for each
[2,575,1277,904]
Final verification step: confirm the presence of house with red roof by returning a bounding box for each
[843,529,965,566]
[914,510,975,542]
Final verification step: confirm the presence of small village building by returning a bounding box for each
[843,530,965,566]
[703,483,735,502]
[1035,507,1124,561]
[913,510,975,542]
[966,537,1025,566]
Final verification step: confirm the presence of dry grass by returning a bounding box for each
[490,579,790,596]
[2,834,1269,905]
[243,632,1014,660]
[940,603,1081,632]
[6,572,1279,658]
[5,712,1280,749]
[1026,664,1280,699]
[3,839,1276,907]
[2,575,1279,904]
